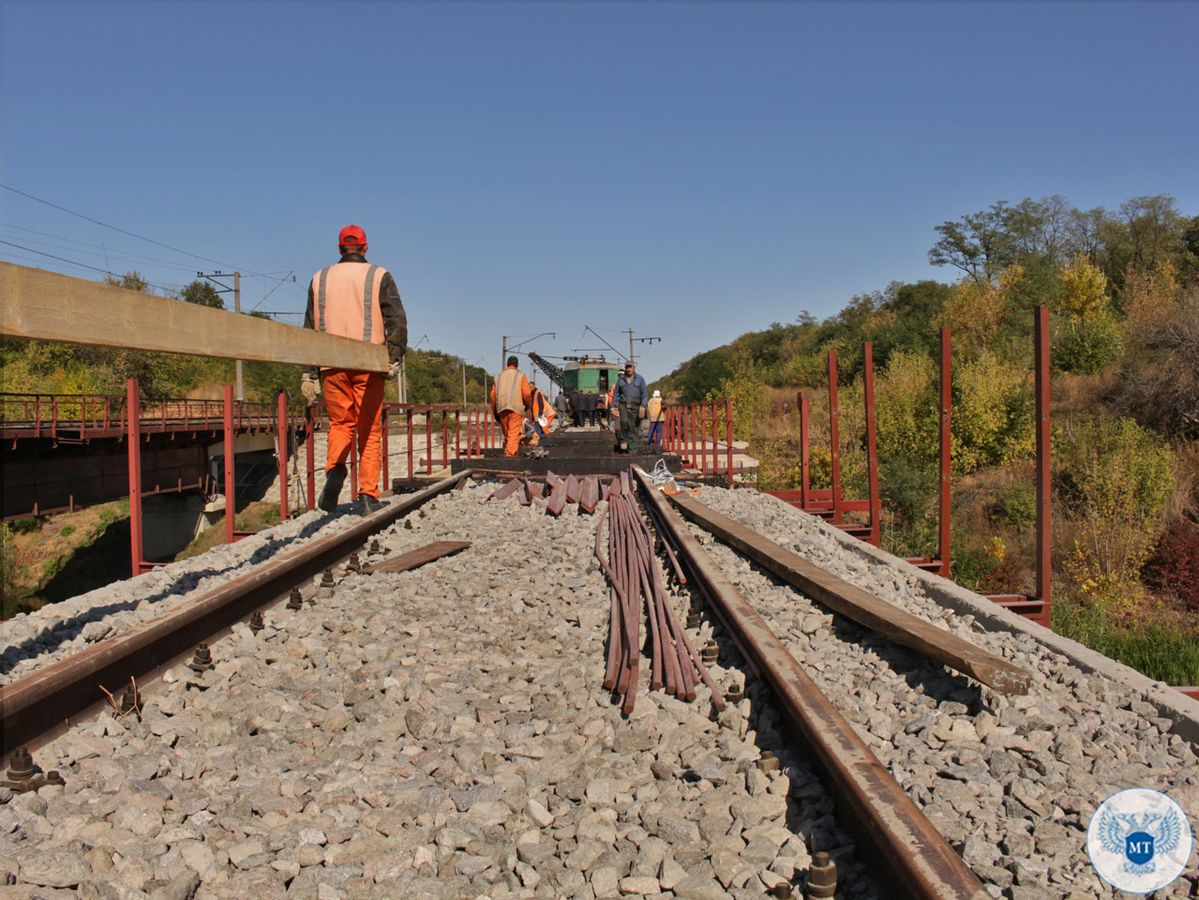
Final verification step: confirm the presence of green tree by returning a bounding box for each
[928,202,1017,284]
[180,280,224,309]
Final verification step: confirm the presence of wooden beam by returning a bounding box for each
[668,492,1032,695]
[0,262,388,371]
[362,540,470,575]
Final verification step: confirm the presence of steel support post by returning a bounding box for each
[381,406,390,496]
[799,394,810,510]
[725,399,734,484]
[126,378,145,578]
[305,407,316,512]
[705,400,714,474]
[938,327,952,577]
[276,391,289,520]
[1034,307,1051,613]
[425,409,433,475]
[828,350,843,524]
[454,410,461,462]
[407,409,415,478]
[864,343,880,546]
[441,411,449,469]
[223,384,235,545]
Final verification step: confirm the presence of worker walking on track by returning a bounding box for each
[612,360,648,454]
[490,356,532,456]
[300,225,407,516]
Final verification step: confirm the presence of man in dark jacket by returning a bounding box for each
[612,360,648,453]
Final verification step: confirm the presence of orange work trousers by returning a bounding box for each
[498,409,524,456]
[322,369,385,498]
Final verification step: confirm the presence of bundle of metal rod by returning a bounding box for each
[596,473,723,714]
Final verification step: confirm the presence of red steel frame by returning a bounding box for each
[906,327,953,577]
[986,307,1052,626]
[663,400,735,484]
[864,343,881,547]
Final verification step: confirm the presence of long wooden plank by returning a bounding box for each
[362,540,470,574]
[633,468,989,900]
[669,493,1030,695]
[0,262,388,371]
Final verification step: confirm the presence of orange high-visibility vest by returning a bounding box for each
[310,261,388,345]
[494,367,526,414]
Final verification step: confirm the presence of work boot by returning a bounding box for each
[317,464,347,512]
[357,494,385,516]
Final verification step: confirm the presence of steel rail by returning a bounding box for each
[668,493,1031,694]
[0,470,471,757]
[632,467,988,900]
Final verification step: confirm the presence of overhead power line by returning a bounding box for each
[1,223,293,279]
[0,240,179,295]
[0,183,273,277]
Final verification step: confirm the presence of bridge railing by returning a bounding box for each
[0,392,278,440]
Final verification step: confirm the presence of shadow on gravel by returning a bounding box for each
[0,509,351,677]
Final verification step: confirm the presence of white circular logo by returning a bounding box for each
[1087,788,1193,894]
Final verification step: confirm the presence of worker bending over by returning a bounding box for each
[300,225,406,516]
[490,356,532,456]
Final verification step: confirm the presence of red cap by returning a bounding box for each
[338,224,367,246]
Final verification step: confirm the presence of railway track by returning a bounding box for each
[0,473,1195,897]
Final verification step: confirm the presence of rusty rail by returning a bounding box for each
[632,466,988,900]
[0,470,471,758]
[668,492,1030,694]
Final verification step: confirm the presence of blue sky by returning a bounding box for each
[3,2,1196,381]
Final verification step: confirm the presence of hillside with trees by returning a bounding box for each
[654,194,1199,684]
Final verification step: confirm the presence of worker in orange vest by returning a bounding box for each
[300,225,407,516]
[490,356,532,456]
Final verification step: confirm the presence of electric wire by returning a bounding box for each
[1,223,293,278]
[1,184,273,277]
[0,240,180,294]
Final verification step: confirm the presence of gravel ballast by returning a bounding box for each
[3,480,1197,898]
[686,486,1199,898]
[0,482,872,898]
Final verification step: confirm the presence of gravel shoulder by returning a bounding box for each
[0,482,874,899]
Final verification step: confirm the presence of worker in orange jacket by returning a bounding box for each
[300,225,407,516]
[530,387,556,436]
[490,356,532,456]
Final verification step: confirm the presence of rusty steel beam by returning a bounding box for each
[632,467,988,900]
[0,470,471,758]
[668,493,1030,695]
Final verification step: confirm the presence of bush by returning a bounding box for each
[953,349,1035,472]
[1052,312,1123,375]
[1055,414,1175,607]
[876,351,938,464]
[1142,521,1199,613]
